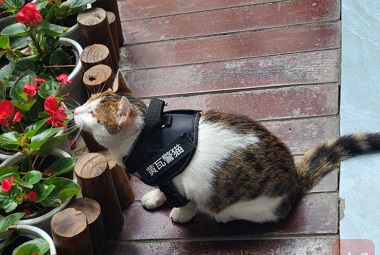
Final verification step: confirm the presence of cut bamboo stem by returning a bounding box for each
[106,11,120,61]
[100,150,135,209]
[51,208,93,255]
[74,153,124,236]
[69,197,106,255]
[77,7,119,72]
[83,64,114,94]
[80,44,113,73]
[94,0,124,46]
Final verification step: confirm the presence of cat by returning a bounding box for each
[74,70,380,224]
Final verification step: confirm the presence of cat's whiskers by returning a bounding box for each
[63,99,81,111]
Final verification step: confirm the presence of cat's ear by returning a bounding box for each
[112,69,133,95]
[117,96,136,126]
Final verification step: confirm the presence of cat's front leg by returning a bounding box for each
[141,189,167,209]
[170,201,197,223]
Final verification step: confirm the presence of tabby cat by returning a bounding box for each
[74,71,380,224]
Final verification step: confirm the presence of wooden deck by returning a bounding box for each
[108,0,341,254]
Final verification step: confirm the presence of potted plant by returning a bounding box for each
[0,2,88,105]
[37,0,95,40]
[0,212,57,254]
[0,69,81,231]
[0,0,94,37]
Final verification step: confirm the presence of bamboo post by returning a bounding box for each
[106,11,120,60]
[83,64,114,94]
[100,150,135,209]
[80,131,106,153]
[51,208,93,255]
[94,0,124,46]
[80,44,113,73]
[74,153,124,236]
[77,7,119,72]
[69,198,106,255]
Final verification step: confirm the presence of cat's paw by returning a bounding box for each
[141,189,167,210]
[170,202,197,223]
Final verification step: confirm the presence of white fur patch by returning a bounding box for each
[172,119,259,206]
[214,195,284,223]
[141,188,167,209]
[170,201,198,223]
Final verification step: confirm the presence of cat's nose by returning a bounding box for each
[74,109,79,115]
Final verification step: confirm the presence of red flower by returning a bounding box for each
[34,77,46,83]
[13,111,23,122]
[1,176,14,192]
[0,100,14,127]
[44,96,67,127]
[16,3,43,25]
[27,191,38,201]
[56,74,72,84]
[23,209,31,215]
[23,83,40,97]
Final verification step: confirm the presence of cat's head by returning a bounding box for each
[74,70,147,148]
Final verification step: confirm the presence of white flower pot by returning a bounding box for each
[0,149,75,233]
[59,37,88,106]
[0,225,57,255]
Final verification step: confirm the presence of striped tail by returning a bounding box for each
[296,133,380,193]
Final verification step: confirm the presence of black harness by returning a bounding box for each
[123,99,201,207]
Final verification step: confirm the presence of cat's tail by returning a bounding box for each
[296,133,380,193]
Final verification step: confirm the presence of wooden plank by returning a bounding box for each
[125,50,340,98]
[119,0,281,21]
[160,84,339,121]
[107,237,339,255]
[112,193,338,240]
[122,0,340,44]
[122,22,341,69]
[264,116,339,155]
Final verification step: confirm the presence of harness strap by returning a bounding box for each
[145,98,165,154]
[159,180,190,208]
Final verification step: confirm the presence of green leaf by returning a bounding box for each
[25,118,49,139]
[42,177,80,206]
[13,176,33,189]
[0,132,20,151]
[38,79,60,98]
[0,212,24,232]
[67,0,95,9]
[0,53,15,86]
[0,166,19,176]
[1,23,28,37]
[0,80,5,101]
[49,47,71,65]
[29,127,62,150]
[25,170,42,185]
[2,0,25,10]
[0,36,9,49]
[36,133,67,157]
[9,70,35,102]
[9,35,30,49]
[49,157,75,177]
[12,238,50,255]
[33,183,55,203]
[12,59,38,82]
[0,185,23,213]
[35,20,67,37]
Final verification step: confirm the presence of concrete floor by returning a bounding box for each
[340,0,380,253]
